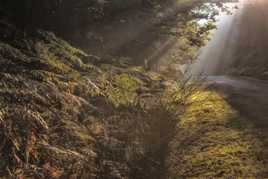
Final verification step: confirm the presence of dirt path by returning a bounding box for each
[70,0,268,177]
[87,0,268,177]
[177,0,268,177]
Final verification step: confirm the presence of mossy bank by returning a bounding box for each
[0,19,184,178]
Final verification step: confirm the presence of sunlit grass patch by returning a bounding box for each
[114,73,141,91]
[106,73,141,107]
[180,90,234,126]
[167,89,268,178]
[146,71,163,81]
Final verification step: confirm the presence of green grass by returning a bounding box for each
[167,90,268,178]
[106,73,141,107]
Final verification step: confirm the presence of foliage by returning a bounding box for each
[0,20,186,178]
[106,74,141,107]
[0,0,168,32]
[166,89,268,178]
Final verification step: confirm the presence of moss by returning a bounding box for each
[46,56,72,73]
[106,73,141,107]
[0,18,226,178]
[146,71,163,81]
[128,66,146,73]
[114,73,140,91]
[167,90,268,178]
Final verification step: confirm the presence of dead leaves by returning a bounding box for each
[42,162,62,178]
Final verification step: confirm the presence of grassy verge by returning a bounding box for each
[0,19,186,178]
[166,88,268,178]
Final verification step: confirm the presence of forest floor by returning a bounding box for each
[0,20,180,178]
[169,0,268,177]
[1,0,268,178]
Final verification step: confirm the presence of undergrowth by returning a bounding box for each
[0,19,186,178]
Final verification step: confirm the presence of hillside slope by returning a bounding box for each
[0,19,184,178]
